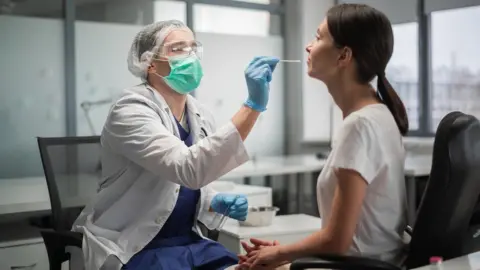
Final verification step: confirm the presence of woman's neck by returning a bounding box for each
[327,79,379,119]
[150,80,187,121]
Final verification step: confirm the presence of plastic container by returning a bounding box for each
[429,256,443,269]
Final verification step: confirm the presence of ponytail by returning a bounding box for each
[377,73,409,135]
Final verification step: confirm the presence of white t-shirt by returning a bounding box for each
[317,103,408,264]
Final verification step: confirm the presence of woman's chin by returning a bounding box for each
[307,68,316,78]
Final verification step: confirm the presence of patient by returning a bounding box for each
[236,3,408,269]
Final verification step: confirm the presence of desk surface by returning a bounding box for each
[221,153,431,180]
[0,154,432,216]
[221,214,322,239]
[412,251,480,269]
[404,153,431,177]
[221,155,326,179]
[0,177,273,216]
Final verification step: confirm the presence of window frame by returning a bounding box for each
[422,0,480,135]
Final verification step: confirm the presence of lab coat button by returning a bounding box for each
[175,188,179,193]
[156,217,163,224]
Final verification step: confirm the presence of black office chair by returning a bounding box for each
[37,136,102,270]
[37,136,221,270]
[290,111,480,270]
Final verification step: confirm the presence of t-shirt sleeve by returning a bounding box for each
[329,116,384,184]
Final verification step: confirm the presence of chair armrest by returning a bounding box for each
[405,225,413,236]
[290,254,400,270]
[41,229,83,249]
[40,230,83,269]
[198,221,220,241]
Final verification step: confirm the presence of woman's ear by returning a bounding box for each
[337,47,353,67]
[147,63,156,74]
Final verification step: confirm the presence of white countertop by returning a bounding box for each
[220,153,431,180]
[0,177,273,216]
[220,214,322,239]
[0,154,432,216]
[221,155,326,179]
[404,153,432,177]
[412,251,480,269]
[0,177,50,215]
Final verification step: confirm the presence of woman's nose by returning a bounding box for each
[305,45,311,53]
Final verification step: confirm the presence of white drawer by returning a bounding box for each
[0,242,49,270]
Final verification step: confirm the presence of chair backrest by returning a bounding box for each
[406,112,480,268]
[37,136,101,231]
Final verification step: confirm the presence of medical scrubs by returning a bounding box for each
[123,111,238,270]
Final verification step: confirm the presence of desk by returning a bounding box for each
[0,177,50,215]
[404,154,432,225]
[221,155,326,214]
[222,155,326,182]
[412,251,480,269]
[0,177,272,216]
[0,154,432,220]
[218,214,322,255]
[221,153,432,220]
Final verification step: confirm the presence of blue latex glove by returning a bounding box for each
[244,56,280,112]
[210,193,249,221]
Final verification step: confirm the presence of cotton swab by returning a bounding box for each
[278,59,301,63]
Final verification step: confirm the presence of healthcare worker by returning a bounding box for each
[238,3,409,269]
[72,20,279,270]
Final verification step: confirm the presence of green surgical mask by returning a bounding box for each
[159,56,203,94]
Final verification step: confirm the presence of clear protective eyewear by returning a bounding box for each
[154,40,203,61]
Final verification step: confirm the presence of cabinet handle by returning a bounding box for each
[11,263,37,269]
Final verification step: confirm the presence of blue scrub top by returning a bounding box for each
[153,112,200,239]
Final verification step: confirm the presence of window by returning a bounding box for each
[387,22,419,131]
[154,1,186,23]
[193,4,280,36]
[232,0,272,3]
[74,0,186,25]
[0,0,63,18]
[338,0,419,132]
[0,0,65,178]
[430,6,480,131]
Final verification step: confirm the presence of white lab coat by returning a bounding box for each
[72,83,250,270]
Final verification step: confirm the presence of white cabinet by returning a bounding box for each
[0,223,49,270]
[0,240,48,270]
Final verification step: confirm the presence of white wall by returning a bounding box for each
[195,32,285,156]
[75,22,141,136]
[299,0,337,143]
[0,16,66,178]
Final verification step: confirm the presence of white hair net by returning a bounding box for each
[127,20,191,80]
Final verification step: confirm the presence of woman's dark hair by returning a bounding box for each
[327,3,409,135]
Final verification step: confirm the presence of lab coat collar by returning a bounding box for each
[145,83,170,112]
[186,95,204,121]
[145,83,204,121]
[145,83,207,142]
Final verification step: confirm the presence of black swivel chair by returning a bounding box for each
[290,111,480,270]
[37,136,102,270]
[37,136,221,270]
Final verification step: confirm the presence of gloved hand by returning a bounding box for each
[210,193,249,221]
[244,56,280,112]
